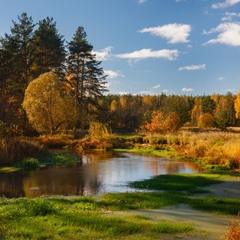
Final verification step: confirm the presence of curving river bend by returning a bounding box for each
[0,152,200,198]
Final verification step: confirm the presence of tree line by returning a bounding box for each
[95,92,239,133]
[1,13,240,136]
[0,12,107,135]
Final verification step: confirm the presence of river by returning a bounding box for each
[0,151,200,198]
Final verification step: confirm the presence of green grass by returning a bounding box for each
[39,152,79,167]
[0,197,194,240]
[188,197,240,215]
[115,147,175,158]
[129,173,223,194]
[99,192,187,210]
[0,172,239,239]
[0,167,19,173]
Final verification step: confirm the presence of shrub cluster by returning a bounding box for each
[171,132,240,169]
[0,137,48,166]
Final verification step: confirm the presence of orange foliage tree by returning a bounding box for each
[197,113,215,128]
[145,111,165,133]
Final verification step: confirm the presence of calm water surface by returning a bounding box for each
[0,152,200,198]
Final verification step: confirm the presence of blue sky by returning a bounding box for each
[1,0,240,96]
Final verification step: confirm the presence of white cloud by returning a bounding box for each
[212,0,240,9]
[218,76,225,81]
[153,84,161,89]
[182,87,194,92]
[204,22,240,46]
[104,70,125,79]
[139,0,147,3]
[116,48,179,61]
[162,89,169,94]
[139,23,191,44]
[118,91,129,95]
[222,12,240,21]
[139,84,161,95]
[92,46,113,61]
[178,64,206,71]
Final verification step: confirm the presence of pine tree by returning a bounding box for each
[31,17,66,78]
[0,13,35,129]
[1,12,35,92]
[66,26,108,111]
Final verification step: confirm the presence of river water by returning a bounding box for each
[0,151,200,198]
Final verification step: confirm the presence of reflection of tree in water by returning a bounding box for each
[0,171,25,198]
[22,167,85,197]
[1,153,200,198]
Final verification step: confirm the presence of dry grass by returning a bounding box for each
[0,137,48,166]
[170,131,240,169]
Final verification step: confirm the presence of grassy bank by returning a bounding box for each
[0,196,195,240]
[68,130,240,171]
[1,130,240,171]
[0,173,239,239]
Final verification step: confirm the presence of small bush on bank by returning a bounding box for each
[21,158,40,170]
[42,152,79,166]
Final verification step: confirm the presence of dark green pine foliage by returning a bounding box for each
[201,96,216,115]
[66,26,108,110]
[0,13,35,129]
[1,12,35,94]
[31,17,66,78]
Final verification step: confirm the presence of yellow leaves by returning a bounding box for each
[89,121,112,140]
[23,72,76,134]
[234,93,240,118]
[197,113,215,128]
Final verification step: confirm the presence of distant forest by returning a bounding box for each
[1,13,240,136]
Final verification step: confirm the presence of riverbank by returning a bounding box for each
[0,174,239,239]
[1,130,240,173]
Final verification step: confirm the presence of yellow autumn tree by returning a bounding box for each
[23,72,77,135]
[234,93,240,119]
[197,113,215,128]
[164,112,180,133]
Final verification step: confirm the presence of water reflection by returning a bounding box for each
[0,152,200,198]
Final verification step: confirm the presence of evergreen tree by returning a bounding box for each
[66,26,108,112]
[201,96,216,115]
[1,12,35,92]
[0,13,35,128]
[31,17,65,78]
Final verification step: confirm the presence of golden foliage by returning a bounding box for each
[234,93,240,118]
[88,121,112,140]
[23,72,77,135]
[197,113,215,128]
